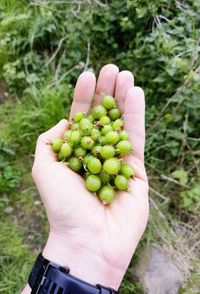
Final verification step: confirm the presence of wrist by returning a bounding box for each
[42,231,123,290]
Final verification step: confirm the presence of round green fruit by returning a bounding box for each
[99,186,115,204]
[119,130,128,141]
[60,142,72,157]
[92,105,107,119]
[68,157,82,171]
[120,163,134,178]
[74,146,86,158]
[101,95,116,110]
[103,158,121,175]
[86,175,101,192]
[114,175,128,190]
[69,130,81,145]
[63,130,72,141]
[102,125,113,135]
[73,111,85,123]
[51,138,63,152]
[105,131,119,144]
[112,119,123,131]
[100,116,110,126]
[88,158,102,174]
[116,140,132,155]
[100,145,115,159]
[81,136,95,150]
[108,108,121,120]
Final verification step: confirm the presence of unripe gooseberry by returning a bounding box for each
[68,157,82,171]
[99,186,115,204]
[92,105,107,119]
[69,130,81,145]
[101,95,116,110]
[87,158,102,174]
[102,125,113,135]
[108,108,121,120]
[112,119,123,131]
[86,175,101,192]
[51,138,63,152]
[116,140,132,155]
[73,111,85,123]
[100,145,115,159]
[103,158,121,175]
[114,175,128,190]
[100,116,110,126]
[81,136,95,150]
[60,142,72,158]
[105,131,119,144]
[120,163,134,178]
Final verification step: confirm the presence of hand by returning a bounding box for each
[30,64,149,291]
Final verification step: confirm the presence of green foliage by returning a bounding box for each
[0,218,34,294]
[0,141,20,193]
[180,177,200,210]
[9,84,72,152]
[0,0,199,292]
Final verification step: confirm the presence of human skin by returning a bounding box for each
[22,64,149,293]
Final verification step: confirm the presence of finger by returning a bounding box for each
[124,86,145,161]
[70,71,96,120]
[33,119,69,165]
[115,70,134,113]
[94,64,119,105]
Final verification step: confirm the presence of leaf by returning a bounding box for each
[172,169,188,185]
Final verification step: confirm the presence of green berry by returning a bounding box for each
[92,105,107,119]
[99,170,111,185]
[71,123,79,131]
[99,186,115,204]
[57,151,65,161]
[100,116,110,126]
[91,128,101,141]
[74,146,86,158]
[98,136,107,145]
[68,157,82,171]
[114,175,128,190]
[88,158,102,174]
[73,111,85,123]
[63,130,72,141]
[51,138,63,152]
[69,130,81,145]
[81,136,95,150]
[105,131,119,144]
[60,142,72,158]
[100,145,115,159]
[112,119,123,131]
[101,95,116,110]
[102,125,113,135]
[79,118,92,135]
[120,163,134,178]
[116,140,132,155]
[83,154,95,166]
[108,108,121,120]
[87,114,95,122]
[103,158,121,175]
[119,130,128,141]
[86,175,101,192]
[92,145,102,157]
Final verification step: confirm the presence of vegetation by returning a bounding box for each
[0,0,199,293]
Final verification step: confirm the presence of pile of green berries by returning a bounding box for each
[51,95,134,205]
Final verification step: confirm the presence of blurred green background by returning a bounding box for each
[0,0,199,293]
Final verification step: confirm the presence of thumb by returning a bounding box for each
[33,119,69,166]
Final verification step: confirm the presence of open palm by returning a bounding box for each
[32,64,149,290]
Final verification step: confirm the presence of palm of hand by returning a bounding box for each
[32,64,149,287]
